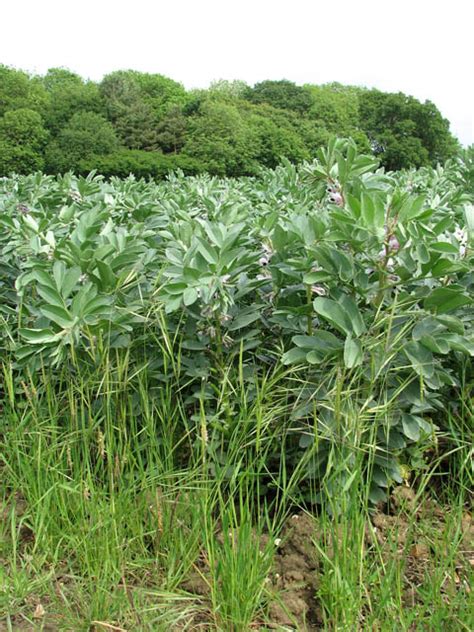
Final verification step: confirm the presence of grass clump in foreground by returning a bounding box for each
[0,351,472,631]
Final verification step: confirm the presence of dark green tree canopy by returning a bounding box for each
[155,106,187,154]
[100,71,159,150]
[42,68,104,135]
[359,90,459,170]
[243,102,311,167]
[183,99,259,176]
[127,71,188,118]
[0,65,48,117]
[306,83,361,131]
[0,108,49,174]
[244,80,313,114]
[0,108,48,149]
[45,111,118,172]
[0,64,462,178]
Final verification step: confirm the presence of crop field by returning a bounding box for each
[0,139,473,630]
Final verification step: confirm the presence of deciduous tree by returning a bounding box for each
[0,108,48,174]
[359,90,458,170]
[244,80,313,114]
[45,111,118,172]
[42,68,104,135]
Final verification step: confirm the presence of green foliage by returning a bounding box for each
[305,82,370,152]
[155,106,187,153]
[359,89,459,170]
[100,71,159,150]
[0,109,48,174]
[129,70,188,118]
[183,99,260,175]
[1,142,472,631]
[0,144,45,174]
[0,64,466,178]
[244,103,311,167]
[1,139,472,503]
[457,145,474,195]
[78,149,203,178]
[45,111,119,172]
[98,71,187,153]
[41,67,104,134]
[182,98,315,174]
[0,64,48,116]
[306,83,361,131]
[0,108,48,148]
[245,79,313,114]
[208,78,250,99]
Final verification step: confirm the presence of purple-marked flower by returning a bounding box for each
[311,285,327,296]
[454,227,467,244]
[329,192,344,207]
[388,235,400,252]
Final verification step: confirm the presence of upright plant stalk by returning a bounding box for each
[306,284,313,335]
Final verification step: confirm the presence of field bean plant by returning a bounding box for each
[1,140,473,630]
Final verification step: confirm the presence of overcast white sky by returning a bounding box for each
[1,0,472,145]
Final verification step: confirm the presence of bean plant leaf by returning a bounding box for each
[401,413,421,441]
[344,335,363,368]
[40,305,75,329]
[18,328,61,344]
[183,287,199,306]
[282,347,308,365]
[313,297,352,336]
[404,341,434,378]
[424,287,472,313]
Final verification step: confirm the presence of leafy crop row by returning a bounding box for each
[1,139,472,501]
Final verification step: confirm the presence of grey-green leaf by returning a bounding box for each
[344,336,363,368]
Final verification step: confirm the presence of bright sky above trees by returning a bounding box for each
[1,0,472,145]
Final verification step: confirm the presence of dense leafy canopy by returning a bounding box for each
[0,64,461,177]
[0,65,48,116]
[100,71,160,150]
[42,68,104,135]
[245,79,313,114]
[0,139,472,501]
[0,108,48,173]
[45,111,119,172]
[359,90,459,170]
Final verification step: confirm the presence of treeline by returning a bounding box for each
[0,65,460,177]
